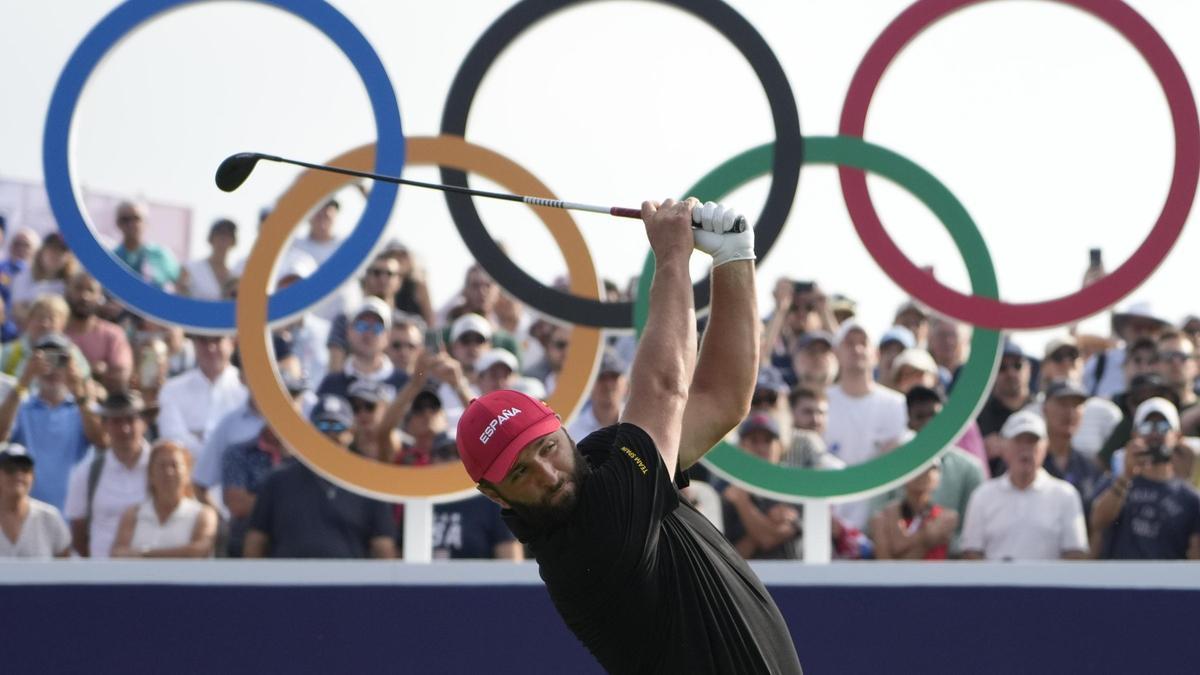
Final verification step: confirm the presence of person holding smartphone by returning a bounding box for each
[0,334,104,514]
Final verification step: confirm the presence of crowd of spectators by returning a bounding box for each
[1,200,1197,562]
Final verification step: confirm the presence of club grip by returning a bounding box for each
[692,206,747,233]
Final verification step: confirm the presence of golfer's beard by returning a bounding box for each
[508,447,589,529]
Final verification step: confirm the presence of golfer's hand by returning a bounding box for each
[692,201,755,267]
[641,198,698,264]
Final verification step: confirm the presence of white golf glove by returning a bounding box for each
[692,201,755,268]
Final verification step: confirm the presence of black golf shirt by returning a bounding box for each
[503,423,802,674]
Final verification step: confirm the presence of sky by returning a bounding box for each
[3,0,1199,353]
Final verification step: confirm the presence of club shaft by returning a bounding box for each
[257,153,643,220]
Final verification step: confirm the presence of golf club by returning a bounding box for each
[214,152,746,232]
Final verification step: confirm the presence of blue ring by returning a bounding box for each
[42,0,404,331]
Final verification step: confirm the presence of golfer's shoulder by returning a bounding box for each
[580,423,660,473]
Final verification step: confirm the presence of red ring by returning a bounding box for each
[838,0,1199,329]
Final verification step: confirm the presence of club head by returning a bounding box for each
[214,153,262,192]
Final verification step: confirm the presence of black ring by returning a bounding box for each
[440,0,802,328]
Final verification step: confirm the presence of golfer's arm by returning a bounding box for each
[621,256,696,478]
[678,260,758,469]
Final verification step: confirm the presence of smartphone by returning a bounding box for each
[793,280,815,295]
[424,328,443,352]
[1089,248,1102,268]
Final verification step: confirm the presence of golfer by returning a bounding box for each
[457,198,802,673]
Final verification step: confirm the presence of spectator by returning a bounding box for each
[317,297,409,400]
[928,315,967,391]
[475,348,520,395]
[221,424,288,558]
[243,396,396,558]
[193,367,308,501]
[525,322,569,395]
[1041,381,1104,510]
[867,386,983,556]
[876,325,915,387]
[9,232,77,324]
[0,443,71,558]
[824,321,907,529]
[179,218,239,300]
[719,415,801,560]
[1181,314,1200,352]
[287,199,360,322]
[347,379,388,460]
[762,279,837,381]
[960,411,1088,560]
[893,300,929,347]
[745,368,793,460]
[376,347,464,465]
[889,348,940,394]
[64,271,133,391]
[1039,335,1123,462]
[787,331,837,392]
[1083,301,1171,399]
[0,228,38,307]
[386,312,424,377]
[0,333,102,512]
[1,294,90,378]
[976,340,1033,476]
[783,387,842,469]
[379,240,435,327]
[447,264,499,323]
[870,462,957,560]
[156,334,247,459]
[63,391,155,558]
[1091,398,1200,559]
[327,253,402,372]
[112,201,180,291]
[1157,330,1198,413]
[1097,372,1175,471]
[111,441,217,558]
[270,251,330,386]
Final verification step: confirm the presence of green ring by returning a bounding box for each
[634,136,1002,500]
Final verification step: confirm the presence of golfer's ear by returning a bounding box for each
[478,483,510,509]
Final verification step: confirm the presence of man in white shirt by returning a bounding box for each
[157,334,247,459]
[824,321,907,529]
[285,199,361,321]
[63,392,153,558]
[961,410,1088,560]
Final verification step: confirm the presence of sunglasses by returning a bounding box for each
[1159,351,1193,364]
[351,401,377,414]
[411,403,440,414]
[550,340,569,350]
[367,268,397,278]
[391,341,419,351]
[1136,419,1174,436]
[315,420,349,435]
[117,214,142,224]
[457,333,486,346]
[353,320,385,336]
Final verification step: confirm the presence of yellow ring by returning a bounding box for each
[237,136,604,501]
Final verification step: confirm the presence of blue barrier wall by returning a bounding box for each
[3,562,1196,674]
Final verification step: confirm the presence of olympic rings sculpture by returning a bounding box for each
[43,0,1197,501]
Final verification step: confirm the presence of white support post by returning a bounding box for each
[803,500,831,564]
[403,498,434,564]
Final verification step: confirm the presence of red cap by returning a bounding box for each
[456,390,561,483]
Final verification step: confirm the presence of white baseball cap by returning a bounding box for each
[1001,410,1047,440]
[1134,397,1180,431]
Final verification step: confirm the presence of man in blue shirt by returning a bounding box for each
[1091,397,1200,559]
[111,201,180,290]
[0,334,102,513]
